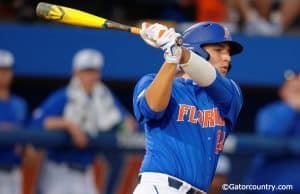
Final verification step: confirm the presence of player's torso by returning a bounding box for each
[0,97,24,125]
[39,89,96,167]
[141,78,229,190]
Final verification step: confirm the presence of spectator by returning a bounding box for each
[30,48,137,194]
[245,70,300,193]
[177,0,241,33]
[178,0,300,35]
[0,49,28,194]
[237,0,300,36]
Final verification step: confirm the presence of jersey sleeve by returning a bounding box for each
[30,88,67,129]
[255,101,298,136]
[204,72,243,126]
[133,74,166,123]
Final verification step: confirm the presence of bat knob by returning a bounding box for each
[175,36,183,46]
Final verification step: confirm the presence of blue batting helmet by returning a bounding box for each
[182,21,243,60]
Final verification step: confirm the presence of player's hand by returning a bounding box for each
[67,123,89,149]
[140,22,168,48]
[140,22,182,64]
[157,28,182,64]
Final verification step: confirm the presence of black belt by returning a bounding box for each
[138,175,205,194]
[0,165,16,172]
[66,163,88,173]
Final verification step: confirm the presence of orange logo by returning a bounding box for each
[176,104,225,128]
[224,26,230,39]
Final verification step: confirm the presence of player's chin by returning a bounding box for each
[217,68,228,76]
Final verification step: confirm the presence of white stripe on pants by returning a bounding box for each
[133,172,206,194]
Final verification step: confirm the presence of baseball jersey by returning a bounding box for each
[133,72,242,191]
[30,88,129,167]
[0,95,28,166]
[246,101,300,192]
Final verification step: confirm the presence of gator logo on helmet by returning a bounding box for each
[224,26,230,39]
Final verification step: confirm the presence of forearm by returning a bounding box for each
[180,48,216,87]
[44,117,72,131]
[145,62,177,112]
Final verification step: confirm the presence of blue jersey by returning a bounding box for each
[133,73,242,191]
[246,101,300,192]
[31,88,128,167]
[0,95,28,165]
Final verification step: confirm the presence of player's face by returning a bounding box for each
[75,69,100,93]
[0,68,13,89]
[203,43,231,76]
[281,74,300,95]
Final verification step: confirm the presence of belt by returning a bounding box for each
[0,165,16,172]
[138,175,205,194]
[66,163,88,173]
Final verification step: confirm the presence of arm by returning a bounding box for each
[44,117,72,130]
[145,62,177,112]
[44,117,88,148]
[139,23,182,112]
[31,89,88,148]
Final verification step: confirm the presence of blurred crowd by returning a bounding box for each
[0,0,300,36]
[0,48,299,194]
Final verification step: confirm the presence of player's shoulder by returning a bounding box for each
[42,87,68,106]
[228,78,243,97]
[10,95,28,110]
[47,88,68,100]
[135,73,156,89]
[10,95,27,105]
[137,73,156,83]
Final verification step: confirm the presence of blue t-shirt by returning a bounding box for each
[0,95,28,166]
[246,101,300,193]
[133,73,242,191]
[30,88,128,167]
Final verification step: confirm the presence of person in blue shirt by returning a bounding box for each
[245,70,300,194]
[0,49,28,194]
[31,48,137,194]
[132,22,243,194]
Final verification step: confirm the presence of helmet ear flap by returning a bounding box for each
[190,45,210,60]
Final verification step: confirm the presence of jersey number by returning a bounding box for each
[215,129,225,154]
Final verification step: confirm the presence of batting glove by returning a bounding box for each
[140,23,182,64]
[157,28,182,64]
[140,22,168,48]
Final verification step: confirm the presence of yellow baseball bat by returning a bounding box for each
[36,2,140,34]
[36,2,183,45]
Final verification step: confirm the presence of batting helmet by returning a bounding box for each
[182,21,243,60]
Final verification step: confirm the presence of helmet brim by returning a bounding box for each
[227,41,243,55]
[201,40,243,56]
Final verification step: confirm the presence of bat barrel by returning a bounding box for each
[36,2,65,20]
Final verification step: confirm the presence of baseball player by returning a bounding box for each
[132,21,243,194]
[30,48,136,194]
[245,70,300,193]
[0,49,28,194]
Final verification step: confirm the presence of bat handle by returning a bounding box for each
[131,27,183,46]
